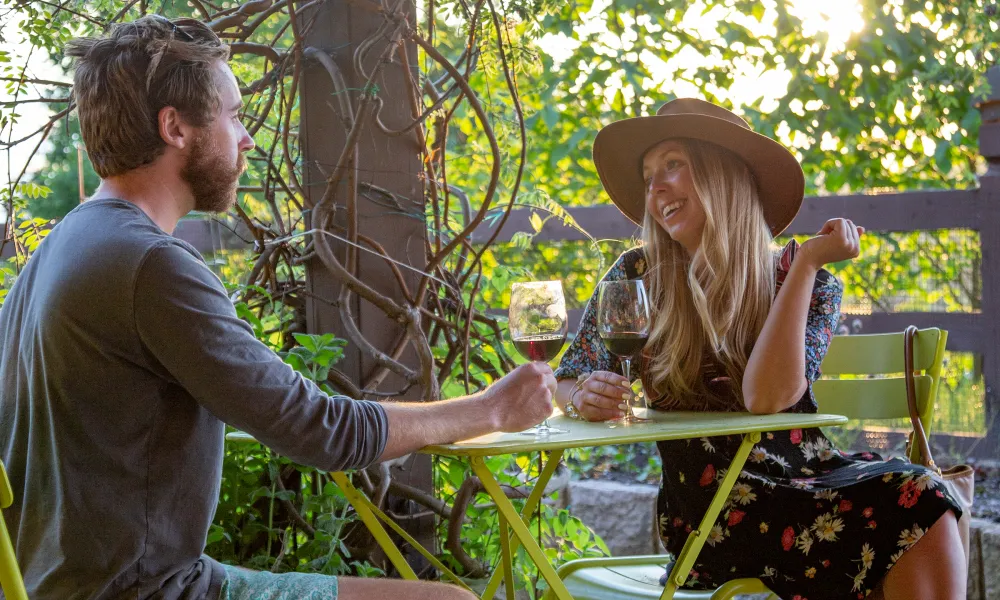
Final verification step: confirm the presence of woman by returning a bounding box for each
[554,99,965,600]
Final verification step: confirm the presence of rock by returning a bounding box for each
[980,519,1000,600]
[970,519,985,600]
[568,479,664,557]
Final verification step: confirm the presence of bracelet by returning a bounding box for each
[564,374,589,420]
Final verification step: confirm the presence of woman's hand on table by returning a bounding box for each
[570,371,631,421]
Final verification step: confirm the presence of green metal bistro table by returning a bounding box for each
[227,408,846,600]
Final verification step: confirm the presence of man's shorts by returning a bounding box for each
[220,564,338,600]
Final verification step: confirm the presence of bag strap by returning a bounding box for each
[904,325,938,470]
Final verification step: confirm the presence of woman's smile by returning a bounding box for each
[660,198,686,222]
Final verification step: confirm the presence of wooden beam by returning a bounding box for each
[843,312,985,354]
[493,308,985,353]
[785,189,988,234]
[471,189,993,245]
[1,216,252,259]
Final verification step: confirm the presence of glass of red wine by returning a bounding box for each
[597,279,651,425]
[509,280,568,436]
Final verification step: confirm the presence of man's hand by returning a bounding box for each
[377,362,555,461]
[480,362,556,432]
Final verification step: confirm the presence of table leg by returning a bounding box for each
[330,472,420,580]
[481,450,564,600]
[659,431,762,600]
[471,455,575,600]
[497,514,516,600]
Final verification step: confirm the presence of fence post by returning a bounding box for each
[980,66,1000,188]
[976,65,1000,457]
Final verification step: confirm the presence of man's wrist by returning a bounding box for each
[474,389,503,431]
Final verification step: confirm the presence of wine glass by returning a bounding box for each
[597,279,651,425]
[509,281,569,436]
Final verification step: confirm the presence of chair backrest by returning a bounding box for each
[0,461,28,600]
[814,327,948,463]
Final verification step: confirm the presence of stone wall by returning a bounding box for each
[568,479,1000,600]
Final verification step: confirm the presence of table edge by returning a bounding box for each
[419,413,849,457]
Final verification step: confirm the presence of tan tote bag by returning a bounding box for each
[903,325,975,564]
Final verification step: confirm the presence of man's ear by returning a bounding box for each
[158,106,193,150]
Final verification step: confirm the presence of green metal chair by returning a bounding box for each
[0,460,28,600]
[550,328,948,600]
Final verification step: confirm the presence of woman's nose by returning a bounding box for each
[648,169,671,194]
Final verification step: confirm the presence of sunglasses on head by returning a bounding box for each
[148,13,196,42]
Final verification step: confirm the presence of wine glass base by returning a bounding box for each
[614,414,651,426]
[519,425,569,436]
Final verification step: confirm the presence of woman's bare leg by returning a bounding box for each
[878,510,965,600]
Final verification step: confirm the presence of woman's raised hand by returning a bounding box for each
[572,371,632,421]
[799,218,865,269]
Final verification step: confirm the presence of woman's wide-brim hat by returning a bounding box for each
[592,98,804,236]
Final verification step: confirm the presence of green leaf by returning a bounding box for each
[529,211,544,233]
[293,333,318,352]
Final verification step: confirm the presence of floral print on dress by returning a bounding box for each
[555,240,962,600]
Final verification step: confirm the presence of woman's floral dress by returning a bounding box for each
[554,241,962,600]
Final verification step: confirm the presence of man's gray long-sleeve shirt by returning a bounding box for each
[0,198,388,599]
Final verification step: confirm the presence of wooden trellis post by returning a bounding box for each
[298,1,436,566]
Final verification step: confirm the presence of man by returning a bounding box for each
[0,15,555,600]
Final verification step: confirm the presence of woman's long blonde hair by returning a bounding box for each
[641,139,775,411]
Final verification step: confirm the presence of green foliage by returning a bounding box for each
[25,116,100,219]
[432,0,998,217]
[0,182,55,306]
[281,334,347,395]
[208,440,382,577]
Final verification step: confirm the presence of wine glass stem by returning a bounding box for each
[537,361,554,432]
[621,358,634,418]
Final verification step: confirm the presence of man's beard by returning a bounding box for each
[180,131,247,213]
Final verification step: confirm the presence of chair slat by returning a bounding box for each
[0,462,12,509]
[819,328,942,376]
[814,376,931,421]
